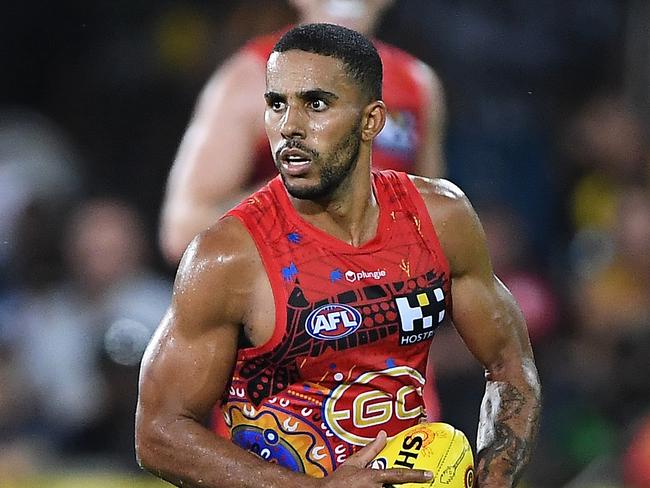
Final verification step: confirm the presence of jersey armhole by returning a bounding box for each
[227,210,288,358]
[396,172,452,283]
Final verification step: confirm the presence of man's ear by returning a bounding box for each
[361,101,386,142]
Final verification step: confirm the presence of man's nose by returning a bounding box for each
[280,106,306,140]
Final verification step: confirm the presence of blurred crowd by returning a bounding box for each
[1,1,649,487]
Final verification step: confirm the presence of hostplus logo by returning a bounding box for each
[345,268,387,283]
[395,287,446,346]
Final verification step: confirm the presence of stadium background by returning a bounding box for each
[1,1,649,486]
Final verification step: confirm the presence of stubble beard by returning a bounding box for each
[280,121,362,201]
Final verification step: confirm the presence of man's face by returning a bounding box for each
[265,50,365,200]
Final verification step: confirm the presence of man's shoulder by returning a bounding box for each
[167,215,262,332]
[179,216,259,282]
[408,175,466,205]
[406,175,477,230]
[405,175,486,274]
[374,170,464,204]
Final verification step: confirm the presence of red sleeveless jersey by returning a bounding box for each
[220,170,450,477]
[243,30,430,184]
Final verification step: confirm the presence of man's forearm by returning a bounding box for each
[136,416,316,488]
[475,359,541,487]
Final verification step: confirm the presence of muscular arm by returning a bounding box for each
[136,218,309,487]
[414,177,541,488]
[413,62,446,178]
[159,51,267,264]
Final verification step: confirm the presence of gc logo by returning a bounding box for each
[322,366,425,446]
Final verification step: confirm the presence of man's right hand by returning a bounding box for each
[318,431,434,487]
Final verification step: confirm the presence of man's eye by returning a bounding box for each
[309,100,327,111]
[271,101,285,111]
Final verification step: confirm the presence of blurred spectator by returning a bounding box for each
[2,198,171,468]
[565,94,648,232]
[519,91,650,487]
[0,108,82,289]
[0,342,42,484]
[0,109,84,479]
[575,188,650,335]
[541,186,650,486]
[563,94,649,279]
[571,188,650,420]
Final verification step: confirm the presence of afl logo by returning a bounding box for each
[305,303,362,340]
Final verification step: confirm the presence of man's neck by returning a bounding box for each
[289,169,379,247]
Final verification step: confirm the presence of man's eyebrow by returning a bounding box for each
[264,91,285,101]
[300,89,339,101]
[264,89,339,103]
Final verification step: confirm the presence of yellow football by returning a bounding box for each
[369,422,474,487]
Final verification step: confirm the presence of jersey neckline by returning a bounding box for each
[270,172,392,254]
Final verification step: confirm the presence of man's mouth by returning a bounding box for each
[279,148,313,176]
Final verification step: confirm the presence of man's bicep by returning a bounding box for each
[138,305,240,423]
[450,272,532,376]
[420,183,533,373]
[141,224,251,421]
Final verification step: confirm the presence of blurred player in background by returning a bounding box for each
[159,0,446,264]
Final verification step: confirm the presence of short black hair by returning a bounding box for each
[272,23,383,102]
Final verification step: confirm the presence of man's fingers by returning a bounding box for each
[374,468,434,484]
[344,431,388,467]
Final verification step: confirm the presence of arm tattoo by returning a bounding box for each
[476,380,541,487]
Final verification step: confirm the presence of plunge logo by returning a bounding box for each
[345,268,387,283]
